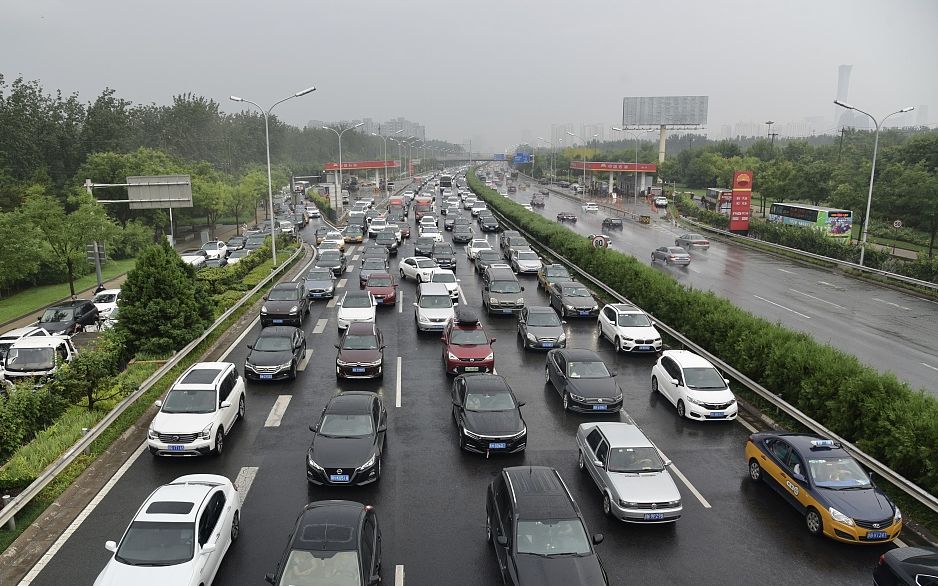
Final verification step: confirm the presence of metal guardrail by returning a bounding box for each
[0,244,306,529]
[475,180,938,516]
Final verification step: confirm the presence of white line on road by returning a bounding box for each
[737,417,759,434]
[313,318,328,335]
[788,288,846,310]
[234,466,259,504]
[398,290,404,314]
[264,395,292,427]
[297,349,313,371]
[327,297,338,308]
[817,280,845,291]
[395,356,402,408]
[753,295,812,319]
[337,278,347,289]
[921,362,938,373]
[777,268,796,275]
[872,297,911,311]
[352,254,360,261]
[655,449,711,509]
[895,537,908,548]
[395,565,405,586]
[19,441,149,584]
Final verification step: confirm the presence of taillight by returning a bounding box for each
[877,554,885,566]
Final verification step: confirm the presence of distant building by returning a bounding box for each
[834,65,853,130]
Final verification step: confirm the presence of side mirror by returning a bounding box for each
[309,424,318,432]
[724,378,730,385]
[413,302,419,308]
[592,533,604,545]
[593,459,603,467]
[490,338,496,344]
[246,344,253,349]
[266,573,276,584]
[154,400,163,408]
[496,535,508,547]
[520,286,525,291]
[377,423,387,432]
[671,378,680,387]
[456,278,461,282]
[262,295,268,301]
[440,337,447,343]
[792,472,806,483]
[201,543,217,555]
[220,400,232,409]
[334,344,340,349]
[104,540,117,553]
[609,371,618,377]
[518,401,526,407]
[561,320,567,325]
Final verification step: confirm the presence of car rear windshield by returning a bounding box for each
[617,313,651,327]
[162,388,216,414]
[4,347,55,371]
[489,280,521,294]
[515,519,591,556]
[367,277,392,287]
[419,295,452,308]
[268,288,299,301]
[608,446,665,473]
[567,361,610,379]
[432,273,456,283]
[667,247,687,254]
[416,259,437,268]
[319,414,373,437]
[362,260,387,270]
[682,367,726,390]
[279,550,362,586]
[115,521,195,566]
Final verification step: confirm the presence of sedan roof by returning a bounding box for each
[325,391,377,414]
[294,500,364,552]
[580,422,653,448]
[553,348,603,362]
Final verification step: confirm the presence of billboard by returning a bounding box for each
[493,153,507,161]
[729,171,753,232]
[324,160,399,171]
[513,153,532,164]
[622,96,708,126]
[127,175,192,210]
[571,161,657,173]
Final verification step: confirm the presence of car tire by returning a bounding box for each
[577,449,586,472]
[544,366,551,386]
[374,457,382,482]
[399,269,406,280]
[562,392,571,411]
[230,510,240,542]
[806,508,823,537]
[486,515,493,544]
[748,459,763,483]
[458,431,467,451]
[213,428,225,456]
[651,376,659,394]
[677,400,686,418]
[603,493,613,517]
[238,396,245,421]
[289,361,297,380]
[614,337,622,354]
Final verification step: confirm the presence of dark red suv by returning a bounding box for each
[441,307,495,375]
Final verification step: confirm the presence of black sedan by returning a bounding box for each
[557,211,578,223]
[307,392,387,486]
[452,225,474,243]
[545,348,623,413]
[479,215,500,232]
[452,374,526,455]
[518,306,566,350]
[547,282,600,318]
[475,250,504,274]
[873,546,938,585]
[432,243,457,269]
[316,249,348,276]
[444,216,457,231]
[414,236,436,257]
[266,500,382,586]
[244,326,306,381]
[375,230,399,256]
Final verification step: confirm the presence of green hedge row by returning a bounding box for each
[468,169,938,496]
[309,193,337,221]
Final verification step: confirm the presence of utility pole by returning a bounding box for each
[837,127,847,163]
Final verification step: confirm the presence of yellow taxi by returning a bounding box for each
[745,433,902,544]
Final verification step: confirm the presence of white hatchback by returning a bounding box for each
[650,350,738,421]
[466,238,493,260]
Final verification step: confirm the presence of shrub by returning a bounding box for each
[0,386,69,463]
[309,193,336,221]
[109,220,154,260]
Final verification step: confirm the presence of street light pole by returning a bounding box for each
[229,85,316,266]
[536,137,554,182]
[323,122,365,211]
[834,100,914,267]
[566,131,598,195]
[372,129,403,195]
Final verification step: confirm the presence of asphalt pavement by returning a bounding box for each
[25,184,898,586]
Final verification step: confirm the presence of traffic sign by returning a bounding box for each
[591,235,610,248]
[893,220,902,229]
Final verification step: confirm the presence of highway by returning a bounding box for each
[509,181,938,396]
[24,181,897,585]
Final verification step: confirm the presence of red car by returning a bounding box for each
[364,272,398,306]
[441,307,495,375]
[399,224,411,239]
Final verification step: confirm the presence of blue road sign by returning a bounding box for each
[513,153,532,164]
[494,153,507,161]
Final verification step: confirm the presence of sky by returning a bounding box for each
[3,0,937,152]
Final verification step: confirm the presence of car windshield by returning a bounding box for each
[376,234,395,243]
[809,457,872,489]
[161,388,216,414]
[319,414,373,437]
[515,519,591,556]
[40,308,73,323]
[278,549,362,586]
[682,367,726,390]
[526,312,561,327]
[367,277,392,287]
[617,313,651,327]
[4,347,55,371]
[546,266,569,277]
[464,390,514,411]
[451,329,488,345]
[362,260,387,270]
[268,288,298,301]
[419,295,452,309]
[254,335,293,352]
[416,259,437,268]
[342,295,372,309]
[93,293,118,304]
[342,334,378,350]
[307,270,333,281]
[607,446,665,473]
[115,521,194,566]
[432,273,456,284]
[567,361,610,379]
[564,287,591,298]
[517,252,539,261]
[478,252,501,261]
[668,247,686,254]
[489,281,521,294]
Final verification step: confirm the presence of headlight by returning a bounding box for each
[829,507,855,526]
[261,305,268,313]
[278,362,293,371]
[244,361,255,371]
[490,298,499,305]
[307,452,323,471]
[622,337,635,342]
[200,423,213,440]
[526,333,537,342]
[620,500,639,508]
[357,453,377,471]
[569,392,587,402]
[558,333,566,342]
[289,305,299,313]
[516,298,524,304]
[447,352,459,360]
[463,428,484,440]
[685,396,703,406]
[565,304,575,310]
[147,427,158,440]
[893,508,902,524]
[484,352,494,361]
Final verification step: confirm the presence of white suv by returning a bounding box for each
[650,350,738,421]
[597,303,662,353]
[148,362,246,456]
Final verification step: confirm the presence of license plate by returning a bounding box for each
[644,513,665,521]
[638,345,651,351]
[489,442,507,449]
[579,311,589,316]
[501,309,514,314]
[593,405,609,411]
[867,531,889,540]
[169,445,185,451]
[259,374,273,380]
[352,367,366,373]
[708,412,725,418]
[272,319,284,324]
[542,342,554,348]
[464,366,479,372]
[329,474,350,482]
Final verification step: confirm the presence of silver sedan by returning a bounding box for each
[651,246,691,265]
[675,233,710,250]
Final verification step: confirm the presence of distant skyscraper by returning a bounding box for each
[834,65,853,129]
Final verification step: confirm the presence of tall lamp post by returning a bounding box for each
[612,127,654,207]
[565,131,598,193]
[323,122,365,211]
[834,100,914,266]
[536,137,554,182]
[372,128,403,195]
[229,85,316,266]
[390,137,405,179]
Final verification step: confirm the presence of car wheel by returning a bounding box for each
[486,515,493,543]
[238,396,245,420]
[614,337,622,353]
[577,449,586,472]
[602,493,613,517]
[213,428,225,455]
[544,366,550,385]
[458,431,467,451]
[651,376,659,394]
[289,361,297,380]
[677,400,686,418]
[399,269,405,280]
[374,457,382,481]
[230,510,240,542]
[562,392,571,411]
[596,322,603,338]
[666,258,672,265]
[806,508,823,536]
[748,459,763,483]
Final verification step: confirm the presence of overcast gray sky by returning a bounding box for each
[3,0,937,152]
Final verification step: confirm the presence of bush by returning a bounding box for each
[109,220,154,260]
[0,386,69,463]
[309,193,336,221]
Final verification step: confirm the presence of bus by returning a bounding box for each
[439,174,453,188]
[767,203,853,238]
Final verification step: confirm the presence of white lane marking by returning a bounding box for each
[753,295,812,319]
[894,537,908,548]
[921,362,938,373]
[458,285,467,305]
[337,278,347,289]
[264,395,292,427]
[398,290,404,314]
[395,356,402,408]
[395,565,405,586]
[817,280,845,291]
[297,349,313,371]
[776,268,795,275]
[19,441,149,584]
[313,318,328,334]
[234,466,259,504]
[352,254,360,261]
[737,417,758,433]
[662,455,712,509]
[222,316,260,359]
[788,288,847,310]
[327,297,338,308]
[872,297,911,311]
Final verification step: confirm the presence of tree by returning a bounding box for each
[0,208,42,294]
[20,193,117,296]
[232,169,266,232]
[117,241,212,356]
[880,162,938,256]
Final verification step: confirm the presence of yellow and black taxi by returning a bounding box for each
[745,433,902,544]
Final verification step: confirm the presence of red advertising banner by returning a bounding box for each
[730,171,753,232]
[570,161,657,172]
[324,160,400,171]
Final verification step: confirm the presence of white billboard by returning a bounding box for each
[622,96,708,126]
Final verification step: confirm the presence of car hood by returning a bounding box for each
[310,434,375,468]
[512,554,605,586]
[518,261,542,269]
[305,279,335,290]
[337,349,381,363]
[264,299,299,312]
[820,486,895,521]
[418,308,455,320]
[608,470,681,503]
[152,410,216,434]
[462,410,522,436]
[448,343,492,360]
[366,285,396,297]
[316,259,341,268]
[526,325,564,339]
[615,325,658,339]
[338,307,375,321]
[39,322,72,334]
[684,388,735,404]
[93,558,194,586]
[246,349,293,366]
[567,377,620,399]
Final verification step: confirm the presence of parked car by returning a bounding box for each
[452,373,525,454]
[601,217,623,230]
[38,300,98,335]
[92,289,121,318]
[335,322,385,380]
[675,233,710,250]
[651,246,691,265]
[0,326,51,365]
[245,326,306,381]
[517,305,566,350]
[556,211,578,223]
[306,391,387,486]
[651,350,738,421]
[336,290,377,332]
[441,307,494,374]
[261,281,309,327]
[364,273,398,306]
[179,249,207,268]
[2,334,77,386]
[304,268,337,299]
[545,348,623,413]
[597,303,662,353]
[547,282,599,318]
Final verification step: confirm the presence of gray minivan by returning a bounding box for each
[482,267,525,315]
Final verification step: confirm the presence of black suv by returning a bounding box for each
[486,466,608,585]
[261,281,310,327]
[432,243,456,269]
[37,300,99,335]
[601,217,623,230]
